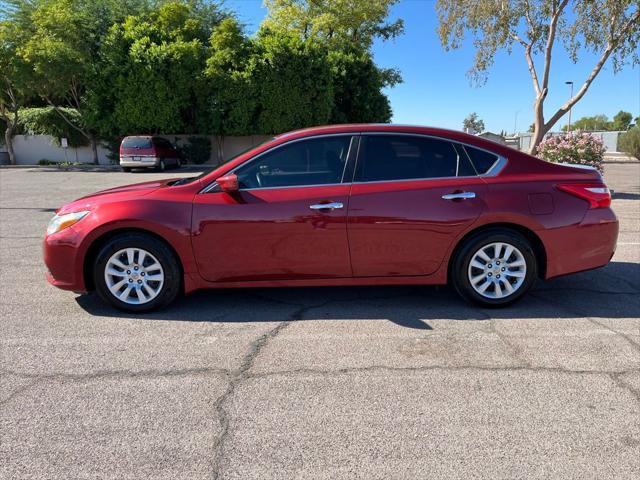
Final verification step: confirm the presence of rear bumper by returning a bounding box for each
[43,227,87,292]
[540,208,619,279]
[120,157,160,168]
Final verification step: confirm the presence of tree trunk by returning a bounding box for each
[4,123,16,165]
[89,134,99,165]
[216,136,224,165]
[529,124,549,155]
[528,96,549,155]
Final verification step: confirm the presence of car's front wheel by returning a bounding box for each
[451,229,537,307]
[93,233,181,312]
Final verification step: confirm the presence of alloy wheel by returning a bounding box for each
[467,242,527,299]
[104,248,164,305]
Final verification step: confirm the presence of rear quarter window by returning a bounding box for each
[464,146,499,174]
[122,137,152,149]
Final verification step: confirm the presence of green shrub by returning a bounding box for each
[104,137,123,165]
[180,136,211,164]
[536,133,606,174]
[37,159,57,165]
[19,107,88,147]
[618,126,640,160]
[58,161,80,168]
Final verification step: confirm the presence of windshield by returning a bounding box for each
[172,138,274,186]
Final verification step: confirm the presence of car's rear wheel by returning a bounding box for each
[93,233,181,312]
[121,167,132,172]
[451,229,537,307]
[157,159,166,172]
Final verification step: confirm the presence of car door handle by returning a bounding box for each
[442,191,476,200]
[309,202,344,210]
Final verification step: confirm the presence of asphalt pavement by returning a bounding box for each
[1,162,638,479]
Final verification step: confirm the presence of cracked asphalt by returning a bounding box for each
[1,162,639,479]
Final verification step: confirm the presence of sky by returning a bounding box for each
[226,0,640,133]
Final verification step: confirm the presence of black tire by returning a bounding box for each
[121,167,132,172]
[451,228,537,308]
[93,232,181,312]
[157,159,166,172]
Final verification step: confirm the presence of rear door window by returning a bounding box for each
[355,135,476,182]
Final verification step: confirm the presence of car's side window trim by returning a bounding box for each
[201,133,358,193]
[352,132,507,185]
[341,135,360,184]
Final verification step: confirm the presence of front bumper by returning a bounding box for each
[43,226,86,292]
[540,207,619,279]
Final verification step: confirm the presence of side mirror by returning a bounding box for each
[216,174,239,193]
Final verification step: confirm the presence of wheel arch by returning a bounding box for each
[447,222,547,280]
[83,227,184,292]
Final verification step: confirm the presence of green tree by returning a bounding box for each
[19,107,88,147]
[15,0,161,163]
[206,25,334,137]
[205,17,254,159]
[327,48,395,124]
[463,112,485,134]
[618,126,640,159]
[562,114,610,132]
[261,0,402,125]
[0,10,33,164]
[18,0,103,162]
[250,31,334,134]
[437,0,640,154]
[89,1,226,139]
[611,110,633,130]
[262,0,403,50]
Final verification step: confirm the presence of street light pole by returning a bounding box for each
[565,81,574,132]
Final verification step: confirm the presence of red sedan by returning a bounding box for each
[43,124,618,312]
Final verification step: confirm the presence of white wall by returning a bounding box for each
[512,131,624,153]
[13,135,111,165]
[11,134,273,165]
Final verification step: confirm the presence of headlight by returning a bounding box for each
[46,211,90,236]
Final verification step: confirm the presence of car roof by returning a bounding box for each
[276,123,471,137]
[274,123,518,156]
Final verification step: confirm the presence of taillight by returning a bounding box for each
[556,183,611,209]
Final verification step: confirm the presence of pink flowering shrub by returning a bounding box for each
[536,133,606,174]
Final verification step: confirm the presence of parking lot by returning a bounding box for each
[1,162,638,479]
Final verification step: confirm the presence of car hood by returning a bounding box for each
[57,178,176,214]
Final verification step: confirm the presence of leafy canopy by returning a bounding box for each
[561,111,634,131]
[618,126,640,159]
[437,0,639,83]
[205,26,334,135]
[463,112,485,134]
[262,0,403,50]
[2,0,402,143]
[19,107,88,147]
[611,110,633,130]
[89,1,227,137]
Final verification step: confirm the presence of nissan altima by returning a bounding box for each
[43,124,618,312]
